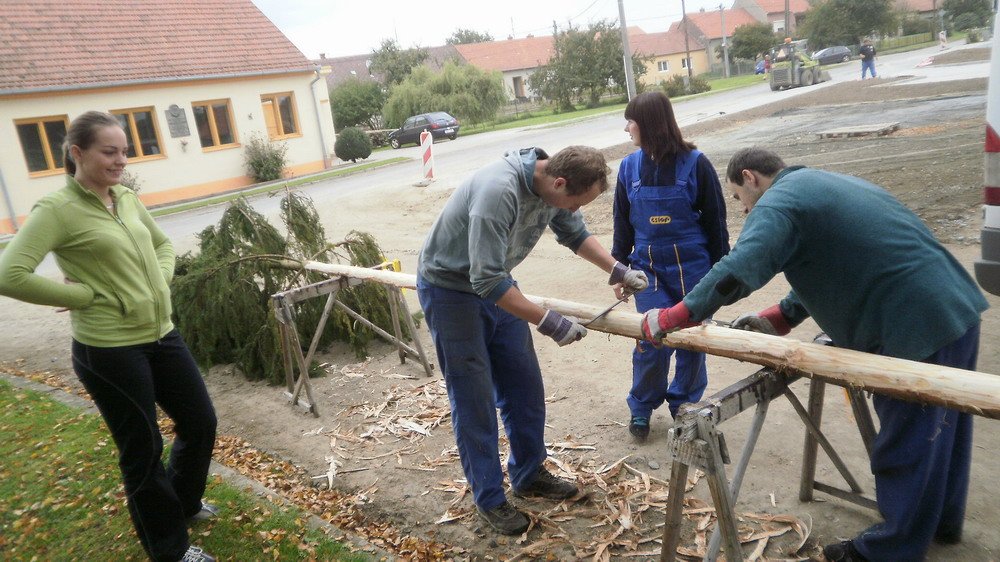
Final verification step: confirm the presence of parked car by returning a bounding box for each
[387,112,460,149]
[811,46,852,65]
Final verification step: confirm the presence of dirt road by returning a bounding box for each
[3,51,999,560]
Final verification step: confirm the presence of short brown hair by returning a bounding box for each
[546,145,611,196]
[726,147,786,185]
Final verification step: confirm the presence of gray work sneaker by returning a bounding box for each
[512,466,579,500]
[477,500,530,535]
[186,501,220,524]
[179,545,215,562]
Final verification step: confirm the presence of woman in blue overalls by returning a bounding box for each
[611,92,730,441]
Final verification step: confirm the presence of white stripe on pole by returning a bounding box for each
[420,131,434,180]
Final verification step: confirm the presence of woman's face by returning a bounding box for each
[72,126,128,189]
[625,119,641,147]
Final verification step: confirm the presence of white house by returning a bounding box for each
[0,0,337,235]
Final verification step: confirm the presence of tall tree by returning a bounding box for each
[328,79,387,130]
[446,28,494,45]
[942,0,993,27]
[368,39,429,87]
[728,22,780,60]
[529,21,648,109]
[800,0,896,47]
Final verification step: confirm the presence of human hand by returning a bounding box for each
[731,304,791,336]
[537,309,588,346]
[640,302,697,343]
[609,262,648,292]
[55,277,79,313]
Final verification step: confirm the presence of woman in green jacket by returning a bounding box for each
[0,111,217,562]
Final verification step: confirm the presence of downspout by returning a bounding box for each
[0,166,18,233]
[309,65,331,168]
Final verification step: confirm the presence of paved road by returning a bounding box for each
[23,41,992,277]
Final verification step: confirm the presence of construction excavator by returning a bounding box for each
[769,38,831,91]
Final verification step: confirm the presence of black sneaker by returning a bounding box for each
[629,416,650,442]
[822,540,869,562]
[186,501,220,524]
[477,501,529,535]
[513,466,579,500]
[179,545,215,562]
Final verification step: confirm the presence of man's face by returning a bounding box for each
[543,179,603,213]
[727,170,765,215]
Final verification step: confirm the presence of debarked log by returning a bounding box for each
[304,261,1000,420]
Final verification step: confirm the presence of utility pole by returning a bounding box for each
[720,4,730,78]
[784,0,790,37]
[618,0,637,100]
[681,0,693,88]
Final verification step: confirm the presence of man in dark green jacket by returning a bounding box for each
[641,147,987,562]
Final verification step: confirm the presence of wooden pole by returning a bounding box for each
[303,261,1000,420]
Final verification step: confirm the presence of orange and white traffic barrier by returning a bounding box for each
[420,131,434,180]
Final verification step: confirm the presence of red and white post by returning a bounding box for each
[420,130,434,181]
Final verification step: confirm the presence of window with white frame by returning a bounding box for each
[658,60,670,72]
[681,58,693,70]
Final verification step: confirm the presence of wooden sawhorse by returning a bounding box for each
[659,362,878,561]
[271,267,434,417]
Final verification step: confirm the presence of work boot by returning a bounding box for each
[629,416,650,442]
[179,545,215,562]
[822,540,869,562]
[186,501,220,524]
[477,500,529,535]
[513,466,579,500]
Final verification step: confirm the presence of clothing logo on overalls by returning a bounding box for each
[649,215,672,225]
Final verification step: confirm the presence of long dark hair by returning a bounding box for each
[624,91,696,162]
[62,111,122,175]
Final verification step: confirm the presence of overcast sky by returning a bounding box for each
[252,0,728,59]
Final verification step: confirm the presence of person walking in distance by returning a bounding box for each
[939,29,948,50]
[859,39,878,79]
[641,147,987,562]
[416,145,648,536]
[0,111,219,562]
[613,92,730,442]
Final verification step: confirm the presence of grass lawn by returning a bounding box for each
[0,379,369,561]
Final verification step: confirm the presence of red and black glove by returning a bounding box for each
[640,302,699,343]
[731,304,791,336]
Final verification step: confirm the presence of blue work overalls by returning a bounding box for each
[623,150,711,419]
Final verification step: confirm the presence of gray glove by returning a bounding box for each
[731,313,778,335]
[610,262,649,292]
[537,309,588,346]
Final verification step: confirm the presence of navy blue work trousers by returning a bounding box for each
[72,329,217,562]
[854,323,980,561]
[417,280,547,511]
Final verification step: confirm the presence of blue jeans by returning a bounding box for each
[854,323,979,561]
[417,280,547,510]
[861,59,877,79]
[72,329,217,562]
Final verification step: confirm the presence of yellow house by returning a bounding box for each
[0,0,337,235]
[629,30,710,88]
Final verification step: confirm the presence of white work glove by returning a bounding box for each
[537,309,588,346]
[609,261,649,292]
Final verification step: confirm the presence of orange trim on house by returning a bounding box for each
[0,160,328,235]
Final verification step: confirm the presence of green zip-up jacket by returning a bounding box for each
[0,177,175,347]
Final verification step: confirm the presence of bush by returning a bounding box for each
[334,127,373,163]
[660,75,711,98]
[966,27,984,42]
[954,12,981,31]
[243,132,288,183]
[119,169,143,192]
[367,130,389,148]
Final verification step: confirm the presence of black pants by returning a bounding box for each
[72,329,217,562]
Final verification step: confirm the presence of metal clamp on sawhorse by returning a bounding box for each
[659,360,878,561]
[271,267,434,417]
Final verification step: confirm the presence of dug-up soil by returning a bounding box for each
[3,49,999,561]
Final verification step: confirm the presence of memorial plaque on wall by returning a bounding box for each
[165,104,190,138]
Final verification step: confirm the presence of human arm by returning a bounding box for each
[693,154,731,264]
[732,291,809,335]
[575,235,648,295]
[495,285,587,346]
[0,203,94,308]
[611,173,634,265]
[135,198,175,283]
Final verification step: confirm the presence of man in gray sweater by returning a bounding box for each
[417,146,648,535]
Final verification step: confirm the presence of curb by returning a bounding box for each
[0,371,391,560]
